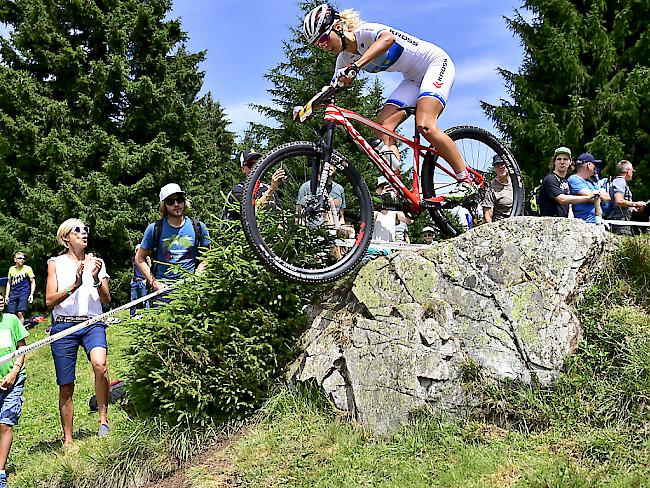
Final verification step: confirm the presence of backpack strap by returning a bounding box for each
[191,218,206,267]
[150,218,164,277]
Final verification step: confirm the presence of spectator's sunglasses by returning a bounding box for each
[71,225,90,234]
[15,255,25,260]
[164,195,186,206]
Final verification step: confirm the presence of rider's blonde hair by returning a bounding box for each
[339,9,362,32]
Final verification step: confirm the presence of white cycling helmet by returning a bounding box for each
[303,4,338,44]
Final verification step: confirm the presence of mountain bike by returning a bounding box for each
[241,84,524,284]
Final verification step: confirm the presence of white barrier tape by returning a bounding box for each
[0,285,172,366]
[335,239,433,251]
[603,220,650,227]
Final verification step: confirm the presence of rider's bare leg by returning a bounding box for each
[376,105,408,164]
[415,97,468,180]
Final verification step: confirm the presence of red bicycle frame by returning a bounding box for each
[323,104,486,213]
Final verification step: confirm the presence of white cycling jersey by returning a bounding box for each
[334,22,455,108]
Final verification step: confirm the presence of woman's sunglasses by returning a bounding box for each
[164,195,186,206]
[316,32,331,47]
[71,225,90,234]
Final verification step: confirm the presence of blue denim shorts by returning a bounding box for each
[6,292,28,314]
[0,373,26,426]
[50,321,107,386]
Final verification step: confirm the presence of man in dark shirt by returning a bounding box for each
[539,147,598,217]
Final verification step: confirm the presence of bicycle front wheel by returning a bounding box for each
[241,142,373,284]
[421,125,524,237]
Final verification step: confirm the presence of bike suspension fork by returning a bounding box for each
[312,121,336,202]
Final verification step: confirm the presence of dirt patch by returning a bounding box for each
[141,425,253,488]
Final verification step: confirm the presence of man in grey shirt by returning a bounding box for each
[607,160,646,235]
[482,155,513,223]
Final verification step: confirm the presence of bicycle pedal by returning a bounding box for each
[421,197,445,209]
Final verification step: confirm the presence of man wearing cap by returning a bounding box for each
[482,155,513,223]
[422,226,436,245]
[568,153,611,223]
[223,150,284,221]
[539,147,599,217]
[606,160,646,235]
[136,183,210,292]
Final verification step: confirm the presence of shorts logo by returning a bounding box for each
[434,58,448,89]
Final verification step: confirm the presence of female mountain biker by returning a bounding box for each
[303,4,476,201]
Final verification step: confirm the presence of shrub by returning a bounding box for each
[126,221,319,425]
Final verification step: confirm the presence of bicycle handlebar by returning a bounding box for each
[292,84,340,123]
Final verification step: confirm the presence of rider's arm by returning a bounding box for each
[351,31,395,70]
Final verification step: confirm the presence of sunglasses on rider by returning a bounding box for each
[164,195,186,206]
[316,32,330,46]
[71,225,90,234]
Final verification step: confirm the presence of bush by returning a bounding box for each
[126,221,319,425]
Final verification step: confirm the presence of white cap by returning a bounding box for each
[377,176,388,186]
[423,226,435,233]
[159,183,185,202]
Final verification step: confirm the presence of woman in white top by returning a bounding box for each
[303,4,476,202]
[45,218,111,445]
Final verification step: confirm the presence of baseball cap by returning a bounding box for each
[492,154,506,167]
[159,183,185,202]
[554,146,572,157]
[377,176,388,187]
[240,150,262,167]
[576,152,602,165]
[422,226,435,233]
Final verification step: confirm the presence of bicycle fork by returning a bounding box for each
[310,121,336,207]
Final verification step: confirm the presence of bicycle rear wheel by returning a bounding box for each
[421,125,524,237]
[241,142,373,284]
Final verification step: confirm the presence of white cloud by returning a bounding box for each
[454,58,502,86]
[224,99,278,139]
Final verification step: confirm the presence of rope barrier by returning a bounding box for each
[0,285,171,366]
[335,239,433,251]
[603,220,650,227]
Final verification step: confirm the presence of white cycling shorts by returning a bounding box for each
[385,55,456,109]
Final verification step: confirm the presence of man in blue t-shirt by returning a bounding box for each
[136,183,210,293]
[567,153,611,223]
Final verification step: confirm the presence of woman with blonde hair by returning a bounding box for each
[45,218,112,444]
[303,4,475,202]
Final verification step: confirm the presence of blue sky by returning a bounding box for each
[171,1,528,139]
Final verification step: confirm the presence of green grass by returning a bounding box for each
[227,387,648,487]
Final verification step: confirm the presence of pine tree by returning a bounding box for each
[483,0,650,197]
[0,0,234,300]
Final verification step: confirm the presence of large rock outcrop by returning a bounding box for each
[288,217,611,434]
